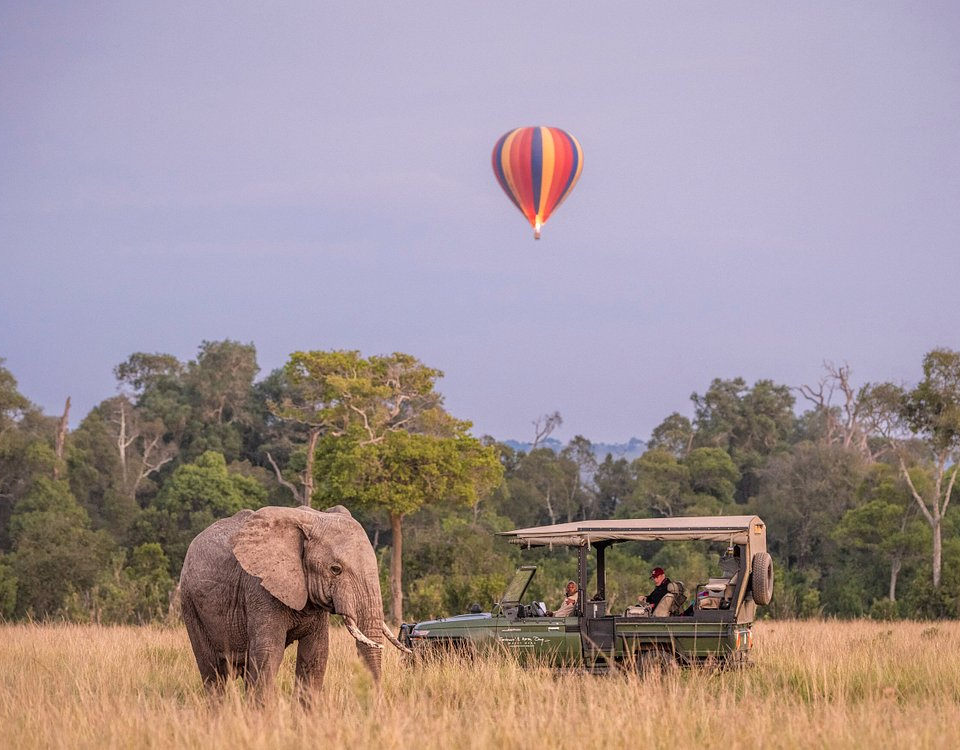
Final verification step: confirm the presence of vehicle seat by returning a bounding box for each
[652,593,675,617]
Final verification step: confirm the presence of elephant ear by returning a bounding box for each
[232,506,313,610]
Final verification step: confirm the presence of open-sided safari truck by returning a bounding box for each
[399,515,773,671]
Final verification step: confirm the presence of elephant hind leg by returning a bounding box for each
[181,594,229,692]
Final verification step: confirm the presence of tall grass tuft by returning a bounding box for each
[2,620,960,749]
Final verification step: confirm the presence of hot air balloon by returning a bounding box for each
[492,126,583,239]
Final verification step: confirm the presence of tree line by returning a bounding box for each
[1,342,958,624]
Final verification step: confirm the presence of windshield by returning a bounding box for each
[499,566,536,605]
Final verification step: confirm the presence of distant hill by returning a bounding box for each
[501,437,647,462]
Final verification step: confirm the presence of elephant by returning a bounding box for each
[179,504,408,700]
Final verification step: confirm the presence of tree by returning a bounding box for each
[620,449,690,518]
[691,378,796,501]
[649,412,694,458]
[755,442,863,571]
[865,349,960,587]
[593,455,635,518]
[147,450,267,573]
[0,361,49,551]
[531,411,563,450]
[287,350,501,623]
[559,436,598,520]
[8,477,115,618]
[268,350,444,506]
[685,447,739,508]
[797,362,878,460]
[508,447,571,525]
[833,463,926,604]
[90,543,175,624]
[315,425,502,623]
[187,340,259,427]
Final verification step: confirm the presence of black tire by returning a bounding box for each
[636,648,677,678]
[751,551,774,605]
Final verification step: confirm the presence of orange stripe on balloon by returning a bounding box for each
[537,126,556,224]
[542,128,569,223]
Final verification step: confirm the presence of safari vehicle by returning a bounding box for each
[399,516,773,671]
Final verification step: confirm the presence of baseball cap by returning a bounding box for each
[650,567,665,579]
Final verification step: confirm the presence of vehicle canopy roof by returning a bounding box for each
[499,515,766,548]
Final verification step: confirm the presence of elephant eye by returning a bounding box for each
[330,563,343,576]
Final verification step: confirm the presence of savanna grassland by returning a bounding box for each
[2,620,960,750]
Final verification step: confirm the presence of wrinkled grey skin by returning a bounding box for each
[180,505,401,700]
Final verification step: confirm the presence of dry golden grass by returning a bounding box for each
[2,620,960,749]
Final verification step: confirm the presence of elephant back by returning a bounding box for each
[180,509,255,591]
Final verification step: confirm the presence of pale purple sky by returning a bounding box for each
[2,3,959,443]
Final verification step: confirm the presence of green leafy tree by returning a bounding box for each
[0,361,60,552]
[508,448,571,525]
[180,340,260,461]
[0,555,16,618]
[8,477,115,618]
[593,455,635,519]
[649,412,694,458]
[692,378,796,501]
[91,543,175,624]
[755,442,863,572]
[864,349,960,587]
[560,436,599,520]
[315,424,502,623]
[267,350,445,506]
[147,450,267,573]
[67,399,146,543]
[833,463,926,605]
[620,449,690,518]
[685,447,740,507]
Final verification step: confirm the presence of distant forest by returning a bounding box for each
[1,341,959,624]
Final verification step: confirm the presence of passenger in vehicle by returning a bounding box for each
[637,567,671,610]
[546,580,578,617]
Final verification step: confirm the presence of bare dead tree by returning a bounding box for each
[106,396,177,499]
[797,362,880,461]
[53,396,71,480]
[531,411,563,450]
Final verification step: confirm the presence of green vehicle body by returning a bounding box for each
[400,515,772,670]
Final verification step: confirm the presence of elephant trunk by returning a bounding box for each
[353,613,384,684]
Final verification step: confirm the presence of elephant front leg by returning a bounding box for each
[295,611,330,705]
[245,627,287,703]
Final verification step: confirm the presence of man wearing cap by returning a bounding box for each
[546,580,579,617]
[637,567,671,610]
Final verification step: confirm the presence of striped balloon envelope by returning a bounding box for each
[492,126,583,239]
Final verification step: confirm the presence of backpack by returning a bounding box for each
[666,581,687,615]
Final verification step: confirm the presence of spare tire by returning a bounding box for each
[751,552,774,605]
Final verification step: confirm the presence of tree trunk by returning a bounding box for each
[932,517,942,588]
[889,556,901,601]
[544,488,557,525]
[53,397,70,480]
[390,512,404,624]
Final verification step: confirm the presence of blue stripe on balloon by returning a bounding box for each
[531,127,543,214]
[493,133,522,212]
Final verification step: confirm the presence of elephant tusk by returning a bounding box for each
[343,616,383,649]
[383,622,413,654]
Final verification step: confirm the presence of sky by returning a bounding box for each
[2,2,959,444]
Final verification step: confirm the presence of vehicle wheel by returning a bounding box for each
[636,649,677,678]
[751,552,774,605]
